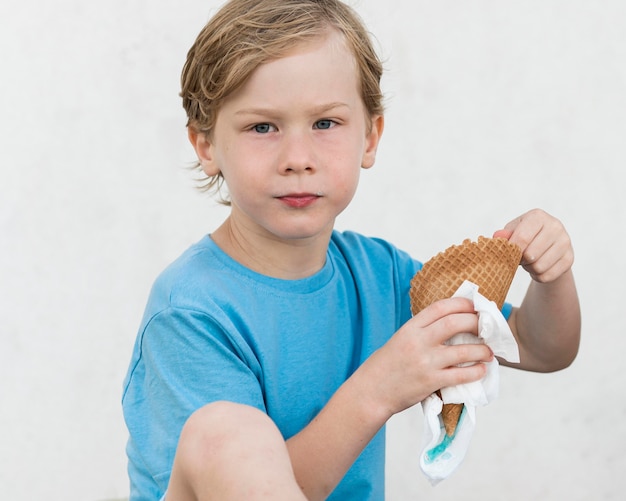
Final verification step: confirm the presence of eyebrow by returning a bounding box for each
[234,102,351,117]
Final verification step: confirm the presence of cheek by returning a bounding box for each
[332,166,361,202]
[215,146,251,182]
[218,157,266,205]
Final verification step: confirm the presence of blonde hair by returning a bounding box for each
[181,0,384,197]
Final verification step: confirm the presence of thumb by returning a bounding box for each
[493,229,513,240]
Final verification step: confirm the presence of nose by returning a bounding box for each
[277,131,316,174]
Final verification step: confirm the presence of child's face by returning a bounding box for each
[192,30,383,243]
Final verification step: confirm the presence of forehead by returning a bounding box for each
[225,31,360,109]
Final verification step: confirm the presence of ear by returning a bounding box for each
[188,127,220,177]
[361,115,384,169]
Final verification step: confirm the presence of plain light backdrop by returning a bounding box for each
[1,0,624,499]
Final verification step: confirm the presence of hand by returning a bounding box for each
[493,208,574,283]
[359,297,494,418]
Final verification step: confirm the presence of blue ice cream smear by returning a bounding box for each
[425,407,465,463]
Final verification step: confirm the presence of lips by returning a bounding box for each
[277,193,321,208]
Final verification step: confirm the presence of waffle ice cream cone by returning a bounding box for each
[410,236,522,436]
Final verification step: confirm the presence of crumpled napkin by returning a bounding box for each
[419,280,520,485]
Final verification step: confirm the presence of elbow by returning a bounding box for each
[535,332,581,373]
[554,341,580,371]
[558,323,582,371]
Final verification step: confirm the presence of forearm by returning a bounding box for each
[286,368,390,500]
[286,297,498,499]
[505,269,581,372]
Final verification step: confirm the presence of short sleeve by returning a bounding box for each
[123,305,265,497]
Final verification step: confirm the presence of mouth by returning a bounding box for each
[276,192,322,208]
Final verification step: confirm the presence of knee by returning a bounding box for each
[182,401,269,438]
[177,401,276,462]
[170,402,305,500]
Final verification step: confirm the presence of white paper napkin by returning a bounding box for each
[419,280,520,484]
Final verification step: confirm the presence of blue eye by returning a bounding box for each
[253,123,272,133]
[314,119,334,130]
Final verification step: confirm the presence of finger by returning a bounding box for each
[502,209,550,256]
[441,342,494,369]
[521,221,571,269]
[509,222,542,258]
[492,229,513,240]
[521,236,557,272]
[493,215,533,254]
[412,297,475,327]
[429,312,480,345]
[502,214,523,233]
[438,360,490,387]
[527,252,574,283]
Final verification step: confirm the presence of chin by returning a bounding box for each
[269,222,334,242]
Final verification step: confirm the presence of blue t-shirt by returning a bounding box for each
[122,230,422,500]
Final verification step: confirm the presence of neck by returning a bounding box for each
[211,217,332,280]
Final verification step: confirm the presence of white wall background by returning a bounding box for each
[1,0,624,499]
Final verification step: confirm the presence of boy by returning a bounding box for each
[122,0,581,499]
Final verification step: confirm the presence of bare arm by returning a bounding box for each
[286,298,493,500]
[285,369,389,500]
[495,209,581,372]
[287,209,581,498]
